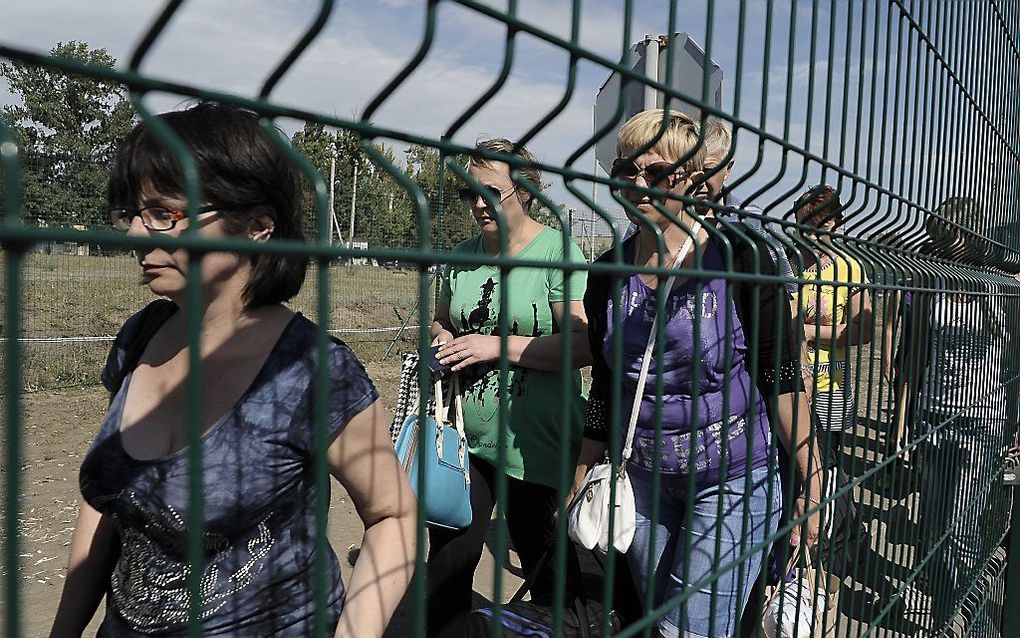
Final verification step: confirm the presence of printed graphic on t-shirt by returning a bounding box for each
[458,277,545,339]
[455,276,547,425]
[624,288,720,324]
[441,227,587,487]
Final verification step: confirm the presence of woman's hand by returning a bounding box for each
[790,484,823,549]
[431,329,454,347]
[558,465,592,524]
[566,465,589,509]
[561,438,608,520]
[437,334,501,372]
[430,306,455,348]
[800,368,815,394]
[880,350,895,383]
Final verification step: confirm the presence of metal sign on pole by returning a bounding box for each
[593,32,723,174]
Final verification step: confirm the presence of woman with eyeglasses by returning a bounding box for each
[576,109,823,638]
[49,103,416,638]
[425,138,590,637]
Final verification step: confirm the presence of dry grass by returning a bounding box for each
[0,253,428,391]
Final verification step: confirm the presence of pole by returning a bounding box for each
[348,162,358,252]
[591,104,599,262]
[328,154,336,246]
[1005,495,1020,636]
[643,35,660,110]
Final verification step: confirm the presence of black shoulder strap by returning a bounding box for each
[509,548,557,605]
[109,300,178,394]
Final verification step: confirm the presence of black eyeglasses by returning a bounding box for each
[109,204,230,232]
[610,158,679,186]
[457,184,517,204]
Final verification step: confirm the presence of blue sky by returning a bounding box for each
[2,0,1015,240]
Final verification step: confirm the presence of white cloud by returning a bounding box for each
[0,0,936,236]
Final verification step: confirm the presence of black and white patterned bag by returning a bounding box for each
[389,353,421,444]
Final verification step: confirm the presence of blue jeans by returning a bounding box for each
[627,466,781,638]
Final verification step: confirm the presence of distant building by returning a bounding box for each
[31,221,92,256]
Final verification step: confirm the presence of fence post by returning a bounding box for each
[1006,476,1020,635]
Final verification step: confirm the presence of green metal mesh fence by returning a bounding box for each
[2,1,1020,637]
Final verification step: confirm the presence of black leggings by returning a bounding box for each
[425,455,581,637]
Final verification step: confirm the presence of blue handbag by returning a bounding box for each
[393,374,472,530]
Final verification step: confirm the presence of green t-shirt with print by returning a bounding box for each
[440,226,587,488]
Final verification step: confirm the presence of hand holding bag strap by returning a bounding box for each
[622,220,702,463]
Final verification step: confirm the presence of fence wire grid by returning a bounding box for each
[3,1,1020,638]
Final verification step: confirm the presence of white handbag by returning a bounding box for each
[761,548,840,638]
[567,222,702,554]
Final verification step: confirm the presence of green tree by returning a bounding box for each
[404,144,476,250]
[531,202,565,231]
[291,123,415,250]
[1,41,135,228]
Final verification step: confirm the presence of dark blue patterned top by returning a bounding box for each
[80,302,379,636]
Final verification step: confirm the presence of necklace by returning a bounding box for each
[635,224,703,289]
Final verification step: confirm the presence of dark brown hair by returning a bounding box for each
[108,102,307,308]
[793,184,843,229]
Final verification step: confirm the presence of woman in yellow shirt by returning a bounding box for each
[792,185,873,584]
[795,186,873,430]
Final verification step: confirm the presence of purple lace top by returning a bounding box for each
[603,241,772,484]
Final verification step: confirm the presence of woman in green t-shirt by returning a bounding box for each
[426,138,590,637]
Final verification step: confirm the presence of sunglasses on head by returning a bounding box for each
[610,158,679,186]
[457,184,517,204]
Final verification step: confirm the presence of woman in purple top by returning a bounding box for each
[575,110,823,638]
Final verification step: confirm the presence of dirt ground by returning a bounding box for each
[1,362,524,637]
[2,350,1011,637]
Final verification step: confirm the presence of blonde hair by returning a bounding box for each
[616,109,706,172]
[470,137,541,210]
[703,117,733,163]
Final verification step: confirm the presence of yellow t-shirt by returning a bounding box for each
[798,256,868,392]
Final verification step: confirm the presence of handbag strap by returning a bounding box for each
[509,548,551,605]
[622,220,702,462]
[450,374,466,440]
[432,374,466,436]
[508,547,603,638]
[433,373,471,484]
[433,376,445,422]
